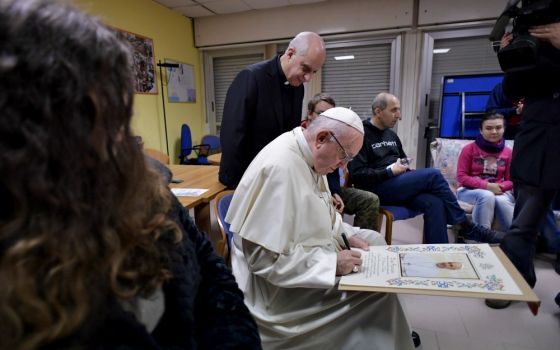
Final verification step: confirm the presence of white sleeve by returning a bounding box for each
[241,238,337,288]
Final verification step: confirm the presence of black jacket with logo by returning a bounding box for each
[348,120,406,192]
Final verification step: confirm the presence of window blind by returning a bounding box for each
[322,43,392,120]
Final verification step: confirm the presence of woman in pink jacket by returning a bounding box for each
[456,113,514,229]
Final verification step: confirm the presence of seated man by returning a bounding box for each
[226,107,415,349]
[348,92,497,244]
[304,93,380,231]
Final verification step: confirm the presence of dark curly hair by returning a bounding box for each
[0,0,179,348]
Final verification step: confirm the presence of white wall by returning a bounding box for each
[194,0,505,48]
[195,0,413,47]
[418,0,504,26]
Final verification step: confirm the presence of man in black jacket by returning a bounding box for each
[463,23,560,310]
[348,93,499,244]
[219,32,326,188]
[499,22,560,292]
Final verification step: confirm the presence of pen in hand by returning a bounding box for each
[341,232,351,250]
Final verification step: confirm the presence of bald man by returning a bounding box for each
[349,92,502,244]
[219,32,326,188]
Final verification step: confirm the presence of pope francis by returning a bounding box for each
[226,107,414,349]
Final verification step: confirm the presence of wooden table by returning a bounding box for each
[208,152,221,165]
[168,165,226,235]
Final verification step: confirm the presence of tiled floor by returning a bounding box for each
[390,217,560,350]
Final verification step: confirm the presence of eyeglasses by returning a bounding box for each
[329,131,354,163]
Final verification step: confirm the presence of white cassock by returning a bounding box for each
[226,127,414,350]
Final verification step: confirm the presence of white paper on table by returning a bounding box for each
[339,244,522,295]
[171,188,208,197]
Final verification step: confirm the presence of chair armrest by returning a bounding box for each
[192,144,211,157]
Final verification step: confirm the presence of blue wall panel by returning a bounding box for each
[439,73,503,138]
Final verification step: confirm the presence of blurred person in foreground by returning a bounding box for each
[465,22,560,308]
[499,22,560,305]
[226,107,414,349]
[0,0,261,348]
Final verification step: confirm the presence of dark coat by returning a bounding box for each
[503,41,560,189]
[57,196,262,349]
[218,56,304,188]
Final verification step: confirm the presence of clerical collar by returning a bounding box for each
[275,55,291,87]
[293,127,314,169]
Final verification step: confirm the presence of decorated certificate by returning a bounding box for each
[339,244,523,296]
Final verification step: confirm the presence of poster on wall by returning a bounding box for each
[165,59,196,103]
[116,29,157,94]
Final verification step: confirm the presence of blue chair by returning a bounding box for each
[201,134,221,155]
[214,190,235,261]
[343,168,423,244]
[179,124,211,164]
[379,206,423,244]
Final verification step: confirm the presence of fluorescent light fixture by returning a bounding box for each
[433,48,451,54]
[334,55,355,60]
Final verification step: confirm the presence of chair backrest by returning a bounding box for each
[201,134,221,154]
[143,148,169,165]
[214,190,235,261]
[180,124,193,158]
[180,124,210,164]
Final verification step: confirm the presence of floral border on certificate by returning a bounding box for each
[386,244,486,258]
[387,274,505,291]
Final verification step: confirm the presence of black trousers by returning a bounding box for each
[500,183,557,287]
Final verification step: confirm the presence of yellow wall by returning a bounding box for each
[73,0,203,163]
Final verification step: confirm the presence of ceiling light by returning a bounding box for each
[334,55,355,60]
[433,48,451,54]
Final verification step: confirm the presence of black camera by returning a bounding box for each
[490,0,560,73]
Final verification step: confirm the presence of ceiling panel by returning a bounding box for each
[174,4,215,17]
[152,0,328,18]
[204,0,251,14]
[243,0,290,10]
[288,0,326,4]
